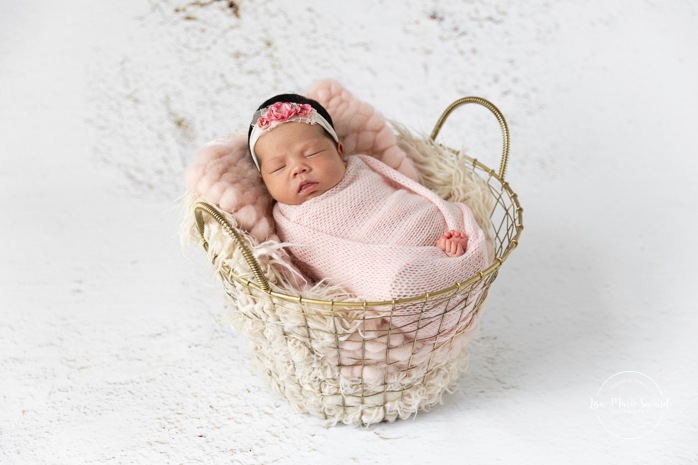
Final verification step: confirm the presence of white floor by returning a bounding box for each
[1,1,697,463]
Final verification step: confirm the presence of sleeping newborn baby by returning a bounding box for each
[248,94,491,340]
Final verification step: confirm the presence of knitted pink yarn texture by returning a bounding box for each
[185,133,277,242]
[274,155,491,341]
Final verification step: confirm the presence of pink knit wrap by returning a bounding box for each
[274,155,491,340]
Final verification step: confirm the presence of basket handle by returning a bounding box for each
[194,202,271,293]
[430,97,510,180]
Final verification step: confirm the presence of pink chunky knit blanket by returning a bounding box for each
[274,155,491,340]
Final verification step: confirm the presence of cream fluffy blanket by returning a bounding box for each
[274,154,491,341]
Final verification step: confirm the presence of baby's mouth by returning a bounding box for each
[298,181,318,195]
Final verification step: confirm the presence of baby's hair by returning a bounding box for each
[247,93,336,146]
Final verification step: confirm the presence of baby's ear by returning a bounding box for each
[337,142,344,156]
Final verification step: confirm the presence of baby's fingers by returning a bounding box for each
[449,240,459,255]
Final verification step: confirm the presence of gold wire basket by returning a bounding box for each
[191,97,523,426]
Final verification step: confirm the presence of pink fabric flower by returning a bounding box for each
[256,102,317,132]
[257,116,271,129]
[267,102,296,122]
[296,104,313,117]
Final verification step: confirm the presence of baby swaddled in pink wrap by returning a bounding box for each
[248,93,491,340]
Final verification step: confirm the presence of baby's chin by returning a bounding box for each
[275,189,327,206]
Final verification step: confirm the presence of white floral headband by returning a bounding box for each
[248,101,339,171]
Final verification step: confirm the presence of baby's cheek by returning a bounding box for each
[259,177,276,197]
[270,187,294,205]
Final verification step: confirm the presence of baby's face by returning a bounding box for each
[255,122,346,205]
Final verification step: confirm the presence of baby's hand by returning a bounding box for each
[436,230,469,257]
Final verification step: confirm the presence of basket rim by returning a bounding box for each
[206,152,523,309]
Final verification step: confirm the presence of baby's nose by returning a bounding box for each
[291,161,309,175]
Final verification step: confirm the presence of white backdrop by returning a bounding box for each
[1,1,697,463]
